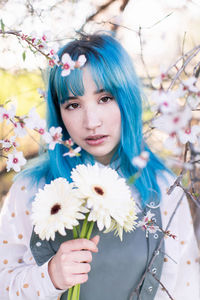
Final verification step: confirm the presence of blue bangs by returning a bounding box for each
[53,66,84,105]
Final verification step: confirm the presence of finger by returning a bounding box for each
[67,262,91,274]
[67,274,89,287]
[90,235,100,246]
[68,250,92,263]
[59,238,98,253]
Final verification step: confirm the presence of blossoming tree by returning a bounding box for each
[0,1,200,298]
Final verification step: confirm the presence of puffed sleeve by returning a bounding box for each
[0,177,65,300]
[155,172,200,300]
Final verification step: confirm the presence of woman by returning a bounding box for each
[0,33,199,300]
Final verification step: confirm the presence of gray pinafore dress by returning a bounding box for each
[30,202,165,300]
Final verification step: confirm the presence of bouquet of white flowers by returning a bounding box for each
[31,163,138,300]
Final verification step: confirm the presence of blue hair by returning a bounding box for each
[20,33,169,207]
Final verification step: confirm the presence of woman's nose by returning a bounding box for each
[83,108,102,130]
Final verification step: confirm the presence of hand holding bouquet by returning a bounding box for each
[31,163,138,299]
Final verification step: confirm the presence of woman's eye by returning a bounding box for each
[99,96,113,103]
[65,103,79,110]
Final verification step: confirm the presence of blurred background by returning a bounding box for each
[1,0,200,208]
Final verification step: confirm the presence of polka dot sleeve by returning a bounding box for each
[0,178,64,300]
[155,172,200,300]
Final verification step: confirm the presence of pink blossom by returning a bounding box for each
[49,49,55,56]
[13,121,27,137]
[178,76,199,97]
[75,55,87,68]
[132,151,149,169]
[48,46,59,66]
[64,138,74,147]
[42,126,63,150]
[137,210,161,236]
[178,125,200,144]
[63,146,81,157]
[0,105,16,124]
[24,108,46,130]
[6,151,27,172]
[164,135,182,155]
[151,90,179,114]
[0,136,17,151]
[153,72,167,87]
[21,34,28,40]
[153,106,192,134]
[49,59,55,67]
[61,53,75,77]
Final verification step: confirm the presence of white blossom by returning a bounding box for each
[63,146,81,157]
[6,151,26,172]
[0,105,16,124]
[187,94,200,109]
[151,90,179,114]
[132,151,149,169]
[153,106,192,134]
[178,125,200,144]
[43,126,63,150]
[61,53,75,77]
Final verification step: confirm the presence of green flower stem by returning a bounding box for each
[67,286,73,300]
[72,284,80,300]
[73,226,79,239]
[69,216,94,300]
[86,221,94,240]
[80,213,89,238]
[77,284,81,298]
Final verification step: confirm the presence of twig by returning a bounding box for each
[0,30,50,59]
[138,26,153,87]
[151,273,174,300]
[79,0,117,31]
[167,46,200,90]
[177,182,200,208]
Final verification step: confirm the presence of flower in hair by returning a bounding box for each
[75,55,87,68]
[61,53,75,76]
[61,53,87,77]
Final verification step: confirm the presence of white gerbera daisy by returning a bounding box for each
[71,163,137,236]
[104,198,138,240]
[31,178,87,240]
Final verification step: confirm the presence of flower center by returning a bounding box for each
[63,63,70,70]
[173,116,179,123]
[93,186,104,196]
[3,113,9,119]
[39,128,44,135]
[51,203,61,215]
[163,101,168,107]
[13,158,18,164]
[185,128,191,134]
[53,133,60,141]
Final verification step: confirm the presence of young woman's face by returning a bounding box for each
[60,67,121,165]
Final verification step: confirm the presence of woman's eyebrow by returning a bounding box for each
[94,89,105,94]
[66,95,78,100]
[66,89,106,100]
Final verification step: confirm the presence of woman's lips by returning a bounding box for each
[85,135,108,145]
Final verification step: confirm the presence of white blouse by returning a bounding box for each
[0,173,199,300]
